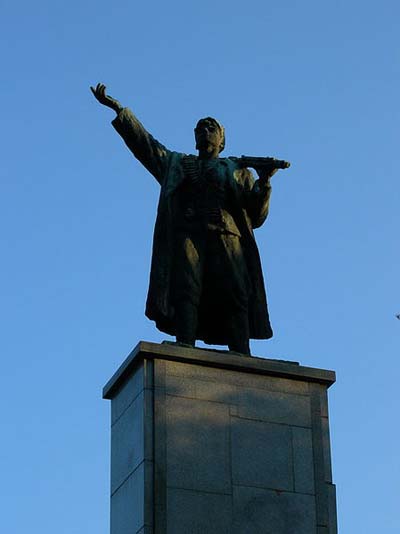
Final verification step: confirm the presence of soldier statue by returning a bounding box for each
[91,83,289,355]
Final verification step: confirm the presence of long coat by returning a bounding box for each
[112,108,273,344]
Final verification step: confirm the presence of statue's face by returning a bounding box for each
[194,118,224,153]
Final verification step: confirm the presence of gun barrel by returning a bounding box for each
[238,155,291,170]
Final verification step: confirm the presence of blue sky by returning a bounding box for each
[1,0,399,532]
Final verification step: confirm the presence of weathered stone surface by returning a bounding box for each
[231,417,293,491]
[111,392,144,493]
[232,486,316,534]
[292,427,315,494]
[319,384,329,418]
[163,374,197,399]
[110,462,145,534]
[322,416,333,482]
[310,383,334,529]
[164,373,239,403]
[328,483,338,532]
[237,387,312,427]
[166,395,231,493]
[167,488,232,534]
[193,377,238,402]
[111,364,144,425]
[164,359,310,395]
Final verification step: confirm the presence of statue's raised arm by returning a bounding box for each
[90,83,123,114]
[90,83,170,184]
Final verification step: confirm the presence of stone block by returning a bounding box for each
[111,392,144,493]
[164,359,226,382]
[232,485,316,534]
[165,395,231,493]
[111,363,144,425]
[319,385,329,418]
[163,374,196,398]
[322,416,333,482]
[292,427,315,494]
[167,488,232,534]
[192,378,238,403]
[164,360,310,396]
[237,387,311,427]
[143,389,154,463]
[231,417,293,491]
[110,462,145,534]
[328,483,338,532]
[164,372,238,404]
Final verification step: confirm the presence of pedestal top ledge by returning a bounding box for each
[103,341,335,399]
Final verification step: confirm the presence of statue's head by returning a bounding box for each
[194,117,225,154]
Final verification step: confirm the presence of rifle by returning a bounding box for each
[233,155,290,170]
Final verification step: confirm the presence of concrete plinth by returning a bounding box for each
[103,341,337,534]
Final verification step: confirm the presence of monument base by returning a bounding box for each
[103,341,337,534]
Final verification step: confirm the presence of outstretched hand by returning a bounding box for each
[90,83,123,114]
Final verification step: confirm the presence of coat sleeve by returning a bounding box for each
[241,168,272,229]
[112,108,170,185]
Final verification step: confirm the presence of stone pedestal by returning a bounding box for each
[103,341,337,534]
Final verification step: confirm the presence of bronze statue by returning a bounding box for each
[91,83,290,355]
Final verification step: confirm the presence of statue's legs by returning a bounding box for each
[173,233,203,346]
[173,230,251,353]
[175,299,198,346]
[227,309,250,355]
[209,233,250,355]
